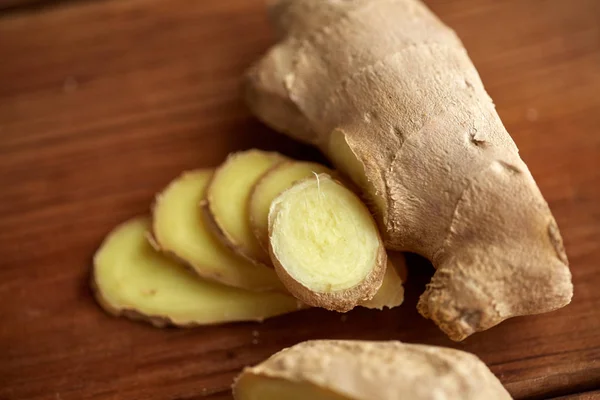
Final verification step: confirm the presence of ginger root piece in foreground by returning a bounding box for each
[233,340,512,400]
[92,217,303,327]
[204,149,285,267]
[246,0,573,340]
[269,174,386,312]
[152,169,284,292]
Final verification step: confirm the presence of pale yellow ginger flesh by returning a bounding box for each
[233,340,512,400]
[269,174,386,312]
[92,217,302,326]
[152,169,284,292]
[360,258,405,310]
[249,161,332,250]
[246,0,573,340]
[205,149,285,266]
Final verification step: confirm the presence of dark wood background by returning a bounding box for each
[1,0,599,399]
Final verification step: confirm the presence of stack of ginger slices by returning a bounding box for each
[92,149,407,327]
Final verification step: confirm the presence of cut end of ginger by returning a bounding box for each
[152,169,284,292]
[205,149,285,266]
[250,161,333,251]
[92,216,303,327]
[268,174,386,312]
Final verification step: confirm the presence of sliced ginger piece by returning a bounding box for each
[249,161,333,251]
[151,169,284,292]
[204,149,285,266]
[268,174,386,312]
[360,256,405,310]
[92,217,303,327]
[233,340,512,400]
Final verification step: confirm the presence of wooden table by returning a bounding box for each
[1,1,599,399]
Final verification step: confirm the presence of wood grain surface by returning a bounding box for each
[1,0,599,399]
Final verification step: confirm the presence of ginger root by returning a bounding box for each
[204,149,285,266]
[246,0,573,340]
[233,340,512,400]
[92,217,302,327]
[249,161,332,250]
[268,174,386,312]
[152,169,284,292]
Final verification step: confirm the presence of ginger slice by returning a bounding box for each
[360,256,405,310]
[268,174,386,312]
[233,340,511,400]
[152,169,284,292]
[249,161,332,251]
[204,149,285,266]
[92,217,302,327]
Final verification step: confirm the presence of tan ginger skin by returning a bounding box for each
[245,0,573,340]
[234,340,512,400]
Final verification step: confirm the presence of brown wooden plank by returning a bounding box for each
[0,0,37,9]
[0,0,599,399]
[553,391,600,400]
[0,0,56,11]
